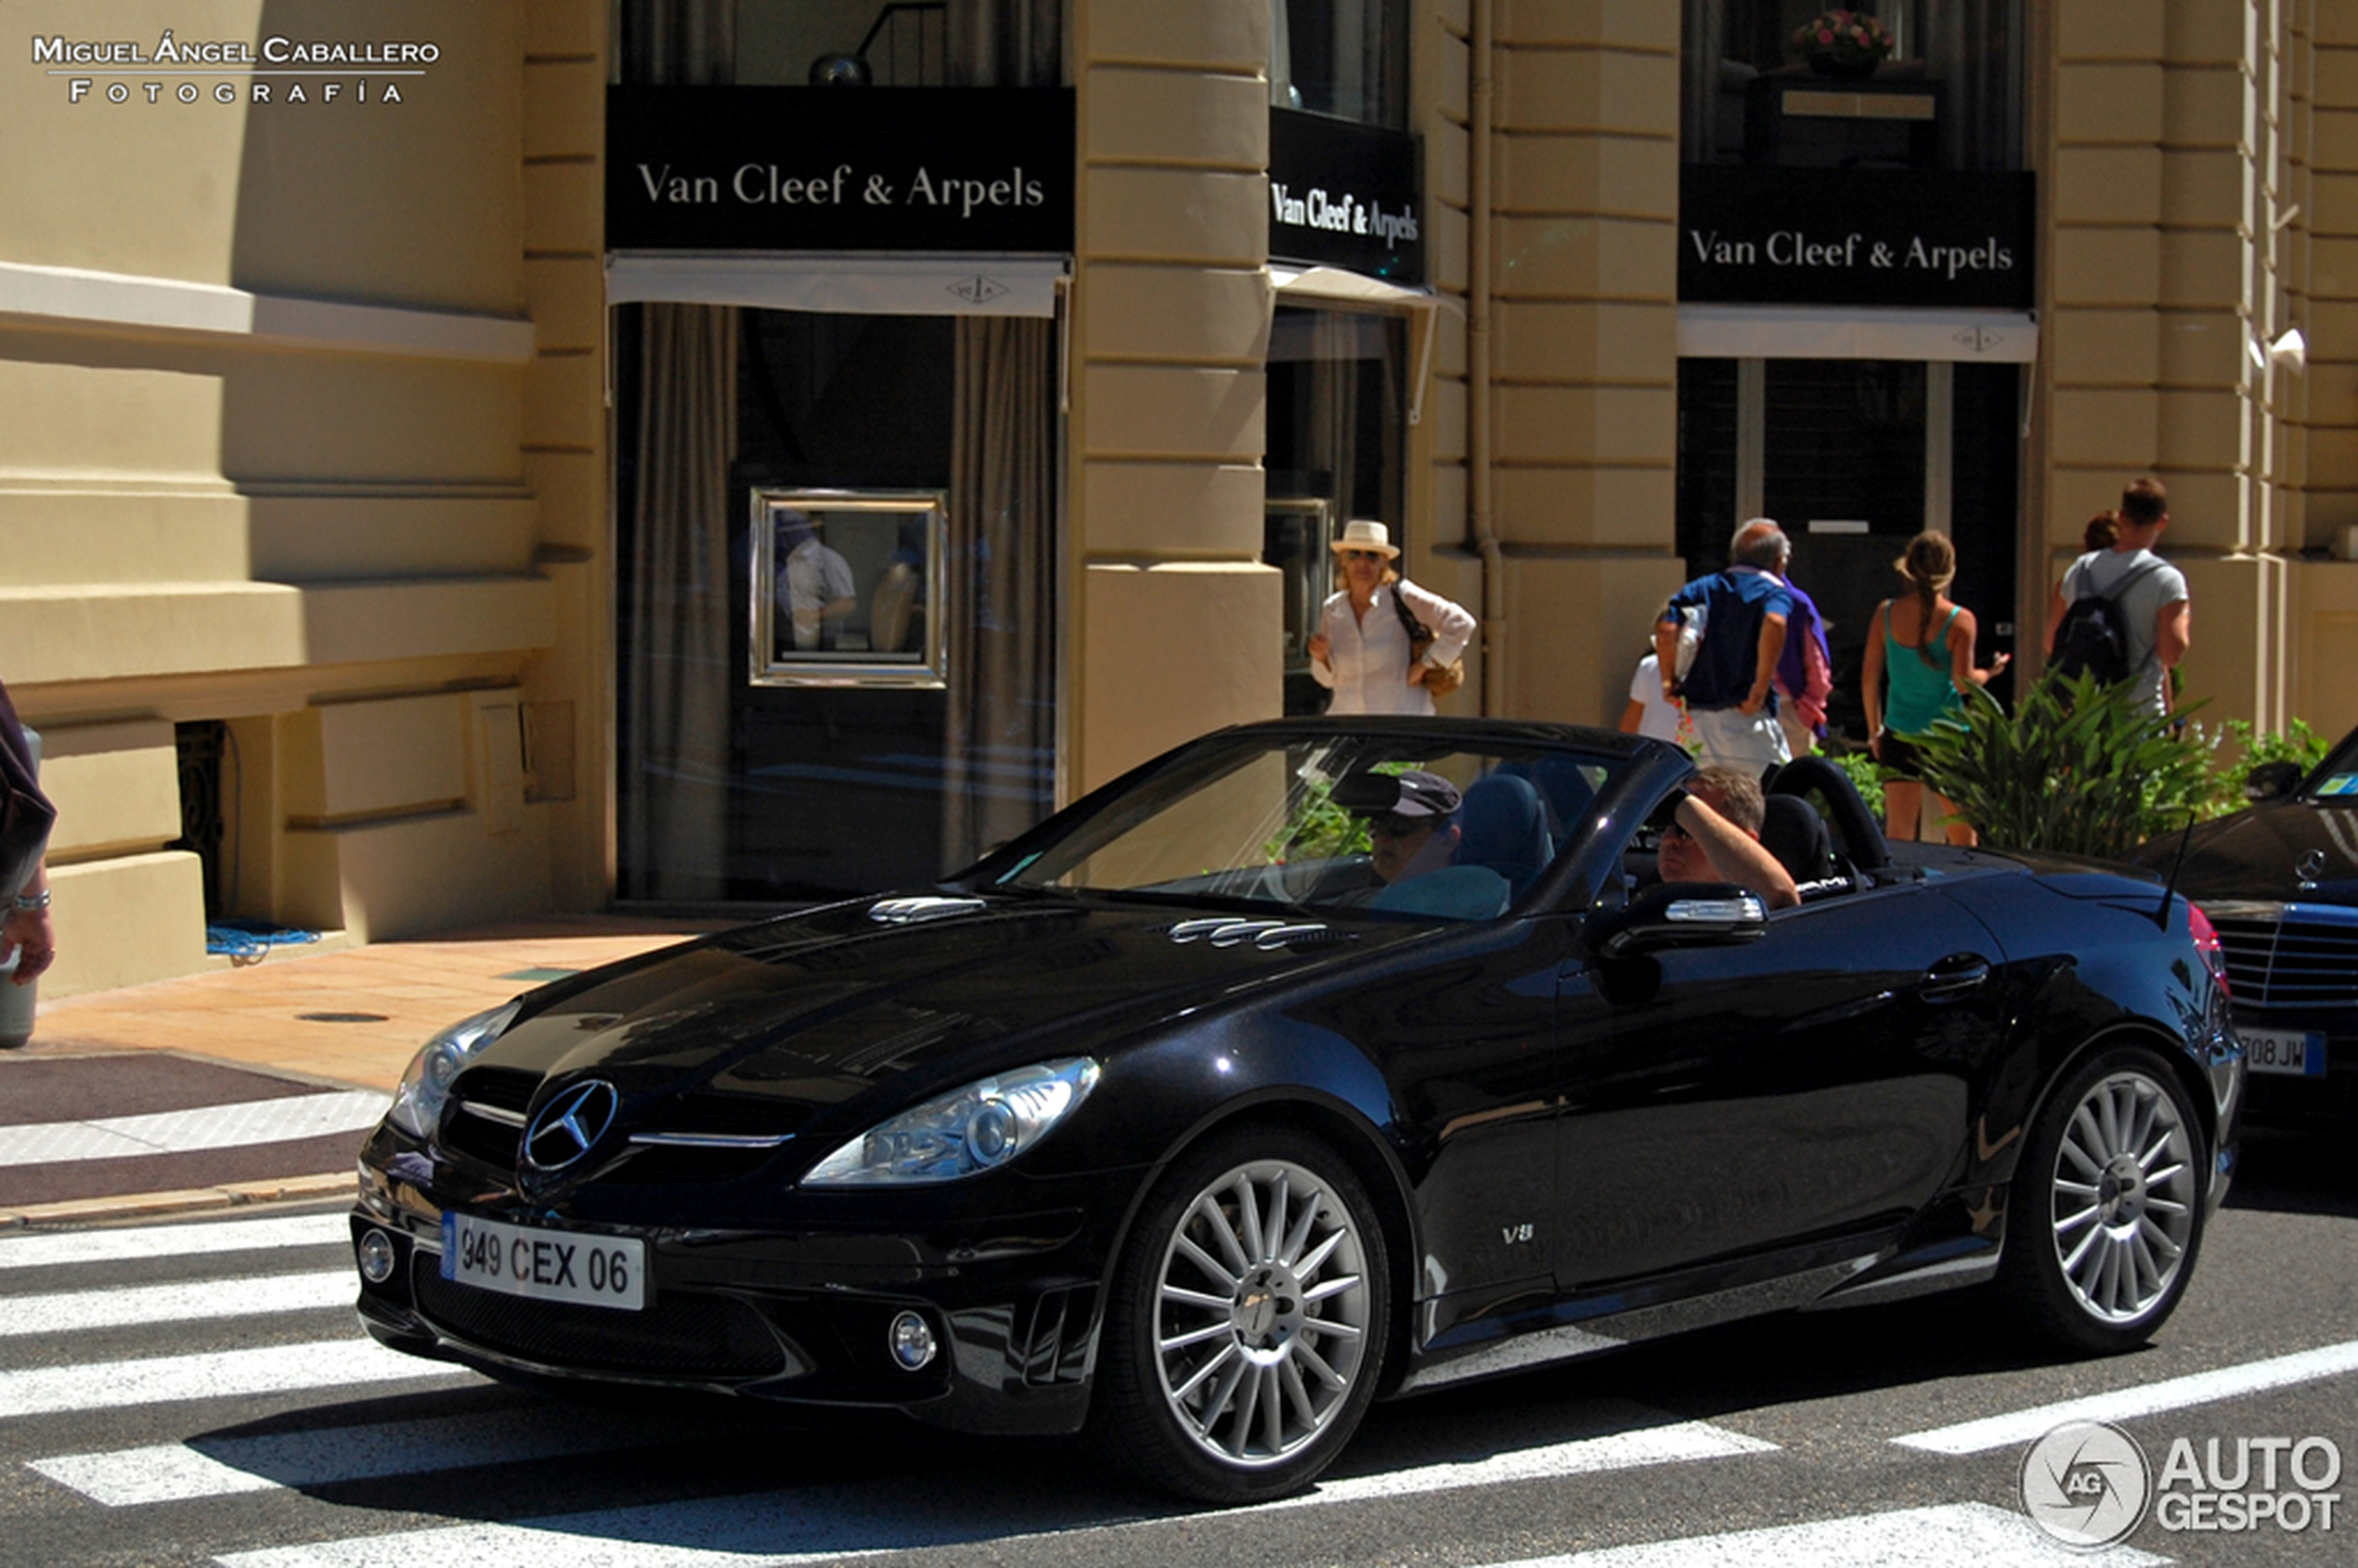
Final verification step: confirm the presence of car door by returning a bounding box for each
[1549,879,2006,1292]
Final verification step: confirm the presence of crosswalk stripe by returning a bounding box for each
[0,1091,389,1167]
[32,1406,710,1506]
[1,1336,473,1419]
[1271,1419,1777,1509]
[0,1212,350,1272]
[1892,1338,2358,1455]
[1473,1502,2167,1565]
[0,1270,353,1338]
[211,1417,1781,1567]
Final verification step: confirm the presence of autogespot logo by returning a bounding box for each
[2020,1420,2152,1548]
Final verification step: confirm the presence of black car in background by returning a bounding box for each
[2137,722,2358,1124]
[350,719,2240,1503]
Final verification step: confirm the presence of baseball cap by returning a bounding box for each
[1330,769,1462,821]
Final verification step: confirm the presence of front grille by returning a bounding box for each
[2209,908,2358,1009]
[412,1257,785,1378]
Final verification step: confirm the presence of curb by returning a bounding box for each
[0,1171,355,1229]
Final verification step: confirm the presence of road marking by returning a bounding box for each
[0,1212,349,1271]
[1271,1419,1777,1509]
[213,1418,1780,1567]
[1478,1502,2165,1565]
[1,1337,473,1419]
[0,1270,352,1338]
[32,1406,711,1506]
[0,1091,389,1166]
[1893,1339,2358,1454]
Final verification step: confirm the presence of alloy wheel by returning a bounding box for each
[1151,1156,1373,1470]
[2044,1068,2198,1324]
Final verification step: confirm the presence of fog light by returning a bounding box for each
[357,1227,397,1285]
[888,1310,938,1371]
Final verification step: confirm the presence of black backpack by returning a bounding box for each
[2052,557,2162,685]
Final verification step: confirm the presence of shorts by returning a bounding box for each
[1878,732,1928,779]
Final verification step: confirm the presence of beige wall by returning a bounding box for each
[1069,1,1279,789]
[0,1,574,996]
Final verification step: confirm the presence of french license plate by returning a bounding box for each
[440,1212,644,1311]
[2241,1026,2327,1078]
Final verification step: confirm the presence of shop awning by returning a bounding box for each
[1677,305,2039,362]
[1271,266,1455,426]
[605,253,1067,317]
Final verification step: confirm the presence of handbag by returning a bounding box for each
[0,686,55,903]
[1389,583,1468,699]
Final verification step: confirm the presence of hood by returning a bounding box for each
[2135,798,2358,906]
[468,894,1414,1130]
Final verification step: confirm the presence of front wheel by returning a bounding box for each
[1089,1128,1389,1503]
[2000,1046,2208,1354]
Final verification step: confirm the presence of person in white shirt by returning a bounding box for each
[778,510,857,652]
[1620,651,1687,745]
[1307,520,1477,717]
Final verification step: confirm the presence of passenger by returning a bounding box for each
[1653,764,1800,911]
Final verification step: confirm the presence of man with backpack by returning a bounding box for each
[2044,475,2191,717]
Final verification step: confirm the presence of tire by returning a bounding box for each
[1088,1127,1390,1503]
[2000,1045,2208,1354]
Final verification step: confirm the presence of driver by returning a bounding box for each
[1654,765,1800,911]
[1331,770,1462,886]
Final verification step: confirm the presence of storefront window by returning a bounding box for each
[623,1,1065,89]
[1265,304,1408,714]
[1271,0,1410,131]
[1680,0,2022,171]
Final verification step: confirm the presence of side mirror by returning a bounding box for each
[1590,881,1768,958]
[2245,760,2304,802]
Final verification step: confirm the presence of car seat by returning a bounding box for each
[1454,774,1556,899]
[1758,794,1836,886]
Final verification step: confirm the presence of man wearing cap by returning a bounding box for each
[1328,769,1529,920]
[1655,519,1794,771]
[1308,520,1477,717]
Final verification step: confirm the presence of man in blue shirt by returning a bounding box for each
[1653,518,1794,772]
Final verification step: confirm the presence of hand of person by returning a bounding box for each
[1869,731,1885,762]
[1991,652,2013,672]
[1737,687,1767,716]
[1406,661,1430,688]
[2,907,55,984]
[1307,633,1329,664]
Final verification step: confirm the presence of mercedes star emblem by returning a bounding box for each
[523,1080,619,1172]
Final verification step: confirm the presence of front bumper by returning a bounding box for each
[350,1142,1127,1436]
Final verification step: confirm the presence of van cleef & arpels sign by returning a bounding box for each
[606,86,1073,253]
[1679,165,2035,310]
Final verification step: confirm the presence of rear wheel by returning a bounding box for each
[2001,1046,2207,1354]
[1089,1128,1388,1502]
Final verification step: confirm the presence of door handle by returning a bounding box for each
[1919,953,1990,1001]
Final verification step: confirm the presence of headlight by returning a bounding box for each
[801,1057,1101,1186]
[386,1000,523,1139]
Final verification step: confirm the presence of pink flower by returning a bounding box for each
[1817,27,1834,44]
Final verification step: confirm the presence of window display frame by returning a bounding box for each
[748,487,949,688]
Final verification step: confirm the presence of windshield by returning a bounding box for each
[990,733,1622,922]
[2305,728,2358,800]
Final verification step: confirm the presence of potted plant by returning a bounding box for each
[1793,9,1896,79]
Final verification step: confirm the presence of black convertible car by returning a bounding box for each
[2135,721,2358,1123]
[351,719,2240,1502]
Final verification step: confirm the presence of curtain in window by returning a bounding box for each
[940,0,1059,866]
[619,0,736,899]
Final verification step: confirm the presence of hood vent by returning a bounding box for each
[1167,917,1341,951]
[869,896,990,925]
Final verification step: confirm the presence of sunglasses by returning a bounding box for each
[1367,813,1427,841]
[1658,822,1694,842]
[1340,549,1388,562]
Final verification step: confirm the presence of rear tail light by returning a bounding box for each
[2184,901,2229,994]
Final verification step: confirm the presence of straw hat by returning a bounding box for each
[1331,519,1400,558]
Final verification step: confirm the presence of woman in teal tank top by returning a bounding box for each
[1862,530,2011,845]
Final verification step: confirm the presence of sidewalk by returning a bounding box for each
[1,914,722,1227]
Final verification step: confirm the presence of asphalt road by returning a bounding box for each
[0,1127,2351,1568]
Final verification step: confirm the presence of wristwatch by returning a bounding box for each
[12,888,50,912]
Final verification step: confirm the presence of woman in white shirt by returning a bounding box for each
[1307,520,1477,716]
